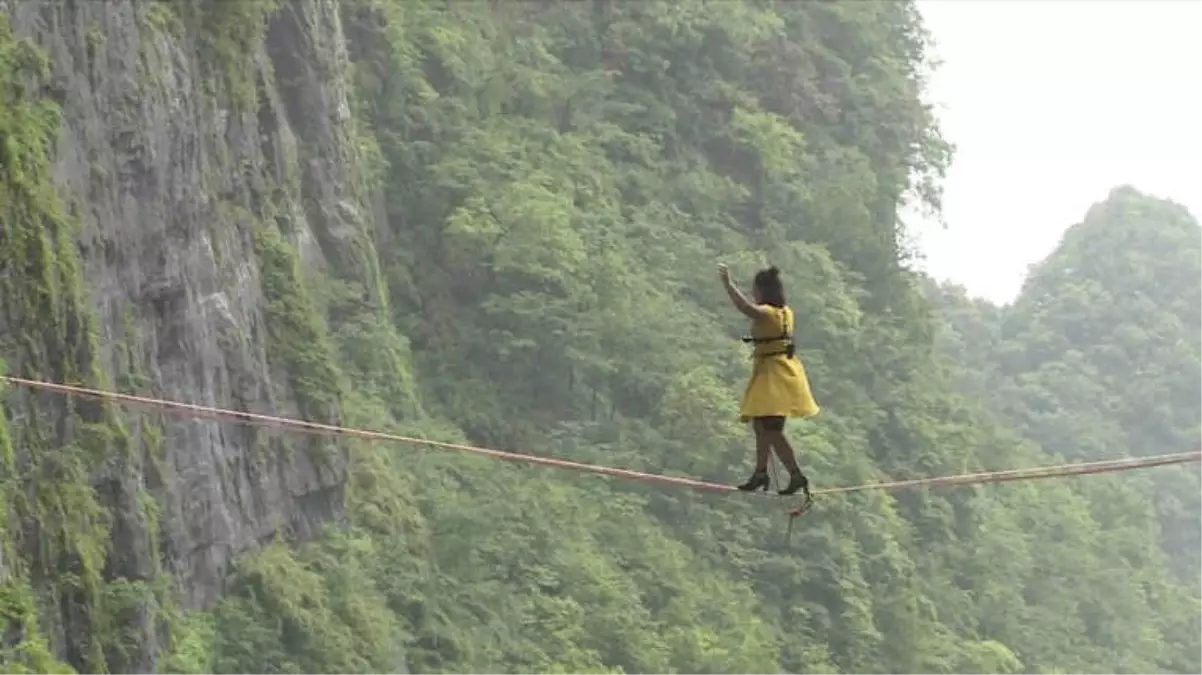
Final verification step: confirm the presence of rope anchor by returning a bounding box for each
[784,491,814,545]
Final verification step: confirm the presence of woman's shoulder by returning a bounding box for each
[752,304,787,326]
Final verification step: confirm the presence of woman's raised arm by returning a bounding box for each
[719,264,768,320]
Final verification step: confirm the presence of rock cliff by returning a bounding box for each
[1,0,391,670]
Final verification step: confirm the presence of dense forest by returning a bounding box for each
[1,0,1198,673]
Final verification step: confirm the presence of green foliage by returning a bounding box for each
[0,580,76,674]
[197,0,281,110]
[0,15,167,674]
[171,1,1195,672]
[159,2,1197,673]
[1,367,76,675]
[253,218,344,426]
[159,611,216,674]
[926,187,1201,672]
[204,539,404,674]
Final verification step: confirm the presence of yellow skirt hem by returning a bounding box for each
[738,406,820,422]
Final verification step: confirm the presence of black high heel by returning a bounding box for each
[737,470,771,492]
[778,471,809,497]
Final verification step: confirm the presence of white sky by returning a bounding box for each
[908,0,1202,305]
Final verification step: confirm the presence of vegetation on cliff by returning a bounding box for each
[1,15,151,673]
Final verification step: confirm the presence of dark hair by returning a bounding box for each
[753,266,786,307]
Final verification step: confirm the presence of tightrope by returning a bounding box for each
[2,375,1198,507]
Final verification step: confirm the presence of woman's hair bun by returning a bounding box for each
[767,265,780,278]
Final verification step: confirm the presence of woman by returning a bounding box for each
[719,263,819,497]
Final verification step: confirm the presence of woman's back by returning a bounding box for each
[749,305,793,358]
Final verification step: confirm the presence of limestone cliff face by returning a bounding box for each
[1,0,385,670]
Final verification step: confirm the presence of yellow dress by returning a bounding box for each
[739,305,821,422]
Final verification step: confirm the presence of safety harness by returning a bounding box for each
[740,307,795,359]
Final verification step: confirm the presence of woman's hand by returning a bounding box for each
[719,263,766,319]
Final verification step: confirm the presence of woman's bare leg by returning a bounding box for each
[737,421,773,491]
[767,430,800,473]
[753,423,773,473]
[766,427,808,496]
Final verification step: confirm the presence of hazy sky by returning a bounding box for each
[908,0,1202,305]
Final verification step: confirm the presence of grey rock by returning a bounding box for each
[3,0,367,667]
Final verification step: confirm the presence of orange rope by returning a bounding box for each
[2,375,1198,508]
[813,451,1202,496]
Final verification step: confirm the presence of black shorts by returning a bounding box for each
[753,416,785,432]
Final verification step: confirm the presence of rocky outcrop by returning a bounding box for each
[1,0,381,669]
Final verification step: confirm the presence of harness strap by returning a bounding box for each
[741,307,795,359]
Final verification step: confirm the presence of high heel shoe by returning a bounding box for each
[778,470,809,497]
[737,470,771,492]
